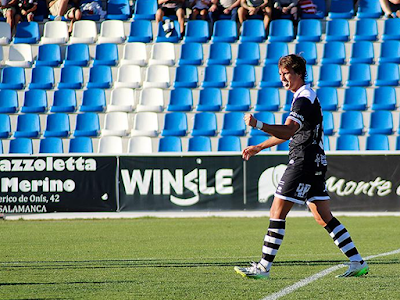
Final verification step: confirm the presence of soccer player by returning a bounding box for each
[234,54,369,279]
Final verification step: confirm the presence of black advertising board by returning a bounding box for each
[0,156,118,213]
[119,155,244,211]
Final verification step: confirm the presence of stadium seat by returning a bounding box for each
[114,64,142,88]
[41,20,69,44]
[295,42,317,65]
[374,63,400,86]
[21,89,47,113]
[264,42,289,64]
[0,114,11,138]
[136,88,165,112]
[255,88,280,111]
[268,19,294,42]
[51,89,77,113]
[366,134,389,151]
[230,64,256,88]
[349,41,374,64]
[80,88,106,112]
[178,42,203,65]
[346,64,371,87]
[131,112,159,137]
[149,42,176,66]
[317,64,342,87]
[58,66,84,89]
[328,0,354,18]
[283,90,293,111]
[13,21,39,44]
[120,42,148,66]
[323,111,334,135]
[211,20,238,43]
[323,135,330,150]
[64,43,90,66]
[305,64,314,86]
[207,42,232,66]
[159,136,182,152]
[9,138,33,154]
[6,44,33,67]
[14,114,41,138]
[220,112,246,136]
[74,112,100,137]
[379,41,400,64]
[143,65,170,89]
[342,87,367,111]
[225,88,251,111]
[296,19,321,42]
[183,20,210,43]
[39,137,64,154]
[28,66,54,90]
[197,88,222,111]
[372,86,396,110]
[250,112,275,136]
[102,112,130,136]
[69,137,93,153]
[336,135,360,150]
[167,88,193,111]
[69,20,98,44]
[35,44,62,67]
[236,42,260,65]
[276,140,289,151]
[247,136,270,151]
[93,43,119,66]
[0,22,11,44]
[98,136,123,153]
[381,18,400,41]
[155,20,181,43]
[174,65,199,88]
[43,113,70,137]
[0,89,18,113]
[325,19,350,42]
[188,136,212,152]
[132,0,157,20]
[108,87,136,112]
[353,18,378,41]
[0,67,25,90]
[321,41,346,64]
[368,111,393,135]
[162,112,188,136]
[127,20,153,43]
[191,112,217,136]
[87,65,113,89]
[260,64,283,88]
[201,65,227,88]
[239,19,265,43]
[105,0,131,20]
[127,136,153,153]
[218,135,241,151]
[97,20,126,44]
[317,87,338,111]
[356,0,383,18]
[338,111,364,135]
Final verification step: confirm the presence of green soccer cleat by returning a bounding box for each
[336,261,369,278]
[234,262,270,279]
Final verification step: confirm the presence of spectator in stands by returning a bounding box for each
[156,0,186,36]
[15,0,38,24]
[190,0,211,19]
[0,0,17,31]
[47,0,81,34]
[272,0,299,22]
[208,0,240,27]
[238,0,272,31]
[379,0,400,18]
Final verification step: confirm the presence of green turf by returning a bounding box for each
[1,216,399,300]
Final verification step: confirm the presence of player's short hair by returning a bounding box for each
[278,54,307,81]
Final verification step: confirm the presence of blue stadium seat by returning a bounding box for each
[366,134,389,150]
[197,88,222,111]
[58,66,84,89]
[338,111,364,135]
[50,89,77,112]
[349,41,374,64]
[317,87,338,111]
[260,64,282,88]
[268,19,294,42]
[167,88,193,111]
[255,88,280,111]
[191,112,217,136]
[105,0,131,20]
[156,20,181,43]
[35,44,62,67]
[87,65,113,89]
[93,43,119,66]
[323,135,330,150]
[356,0,383,18]
[321,41,346,64]
[29,66,54,90]
[379,41,400,64]
[277,140,289,151]
[13,21,39,44]
[342,87,367,111]
[325,19,350,42]
[43,113,70,137]
[305,64,314,86]
[354,18,378,41]
[0,89,18,113]
[211,20,238,43]
[188,136,212,151]
[0,67,25,90]
[74,112,101,137]
[159,136,182,152]
[127,20,153,43]
[264,42,289,64]
[162,112,188,136]
[132,0,157,20]
[396,136,400,150]
[225,88,251,111]
[323,111,334,135]
[336,135,360,150]
[0,114,11,138]
[283,90,293,111]
[296,19,321,42]
[9,138,33,154]
[382,18,400,41]
[69,137,94,153]
[21,89,47,113]
[64,43,90,66]
[328,0,354,18]
[236,42,260,65]
[239,19,265,43]
[174,65,198,88]
[231,64,256,88]
[218,135,241,151]
[178,42,203,65]
[80,88,106,112]
[346,64,371,87]
[372,87,396,110]
[183,20,210,43]
[368,111,393,135]
[201,65,227,88]
[14,114,41,138]
[374,63,400,86]
[317,64,342,87]
[250,112,275,136]
[295,42,317,65]
[220,112,245,136]
[247,136,270,151]
[207,42,232,65]
[39,137,64,153]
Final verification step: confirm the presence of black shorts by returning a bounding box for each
[160,6,183,16]
[275,166,330,204]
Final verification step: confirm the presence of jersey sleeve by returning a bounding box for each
[288,97,312,129]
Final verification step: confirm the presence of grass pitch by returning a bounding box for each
[1,216,399,300]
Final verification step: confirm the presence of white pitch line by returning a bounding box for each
[262,248,400,300]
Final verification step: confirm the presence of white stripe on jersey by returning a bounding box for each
[293,84,317,104]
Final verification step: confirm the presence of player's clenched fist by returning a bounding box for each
[244,114,256,127]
